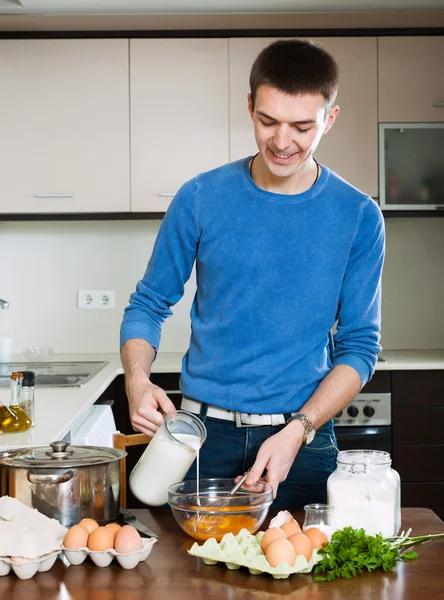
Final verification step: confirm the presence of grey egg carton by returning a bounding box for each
[188,528,321,579]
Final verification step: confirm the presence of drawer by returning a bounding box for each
[400,482,444,521]
[392,371,444,408]
[393,407,444,445]
[393,445,444,482]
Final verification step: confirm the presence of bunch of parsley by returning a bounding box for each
[313,526,444,582]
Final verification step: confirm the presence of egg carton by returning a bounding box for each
[0,550,59,580]
[188,528,321,580]
[62,538,157,569]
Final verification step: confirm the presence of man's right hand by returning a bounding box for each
[126,375,176,437]
[120,338,176,437]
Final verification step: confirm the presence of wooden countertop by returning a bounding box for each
[1,507,443,599]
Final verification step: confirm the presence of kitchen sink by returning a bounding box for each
[0,361,108,388]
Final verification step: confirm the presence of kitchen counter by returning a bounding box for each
[0,349,443,451]
[0,352,184,451]
[0,507,443,599]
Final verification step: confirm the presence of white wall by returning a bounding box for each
[0,217,443,355]
[0,220,195,355]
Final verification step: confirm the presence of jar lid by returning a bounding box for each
[0,441,126,468]
[337,449,391,466]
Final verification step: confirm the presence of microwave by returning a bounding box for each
[379,123,444,211]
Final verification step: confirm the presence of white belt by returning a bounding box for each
[181,398,291,427]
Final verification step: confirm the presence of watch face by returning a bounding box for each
[305,429,316,445]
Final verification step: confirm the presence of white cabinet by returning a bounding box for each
[0,39,130,214]
[130,39,229,212]
[229,37,378,198]
[378,37,444,123]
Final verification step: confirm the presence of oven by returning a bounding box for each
[333,392,392,453]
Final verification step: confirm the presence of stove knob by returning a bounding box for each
[363,405,375,418]
[347,405,359,418]
[335,411,343,418]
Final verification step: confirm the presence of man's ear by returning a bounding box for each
[323,105,340,135]
[248,93,254,121]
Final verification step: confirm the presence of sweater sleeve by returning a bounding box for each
[331,198,385,387]
[120,177,199,351]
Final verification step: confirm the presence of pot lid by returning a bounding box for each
[0,441,126,468]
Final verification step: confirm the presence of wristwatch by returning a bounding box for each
[286,413,316,446]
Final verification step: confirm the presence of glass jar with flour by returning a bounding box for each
[327,450,401,538]
[129,410,207,507]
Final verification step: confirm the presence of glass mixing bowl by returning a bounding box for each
[168,478,273,541]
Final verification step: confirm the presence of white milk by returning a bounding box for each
[327,478,396,538]
[129,432,200,506]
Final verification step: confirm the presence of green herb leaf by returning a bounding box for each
[313,526,444,583]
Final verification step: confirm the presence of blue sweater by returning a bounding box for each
[121,158,385,414]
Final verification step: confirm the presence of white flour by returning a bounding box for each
[327,477,396,538]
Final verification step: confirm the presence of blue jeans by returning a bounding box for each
[185,406,338,510]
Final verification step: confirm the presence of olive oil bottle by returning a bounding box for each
[0,372,32,433]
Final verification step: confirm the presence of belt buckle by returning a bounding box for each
[235,412,257,428]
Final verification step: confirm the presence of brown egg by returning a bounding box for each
[87,526,115,551]
[260,527,288,552]
[79,518,100,534]
[265,538,297,568]
[105,522,122,537]
[114,525,143,554]
[64,524,89,549]
[304,527,329,549]
[287,532,313,562]
[280,519,301,537]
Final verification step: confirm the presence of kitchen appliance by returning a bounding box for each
[0,441,126,527]
[379,122,444,211]
[333,392,392,453]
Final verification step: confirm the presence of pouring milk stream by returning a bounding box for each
[129,410,207,506]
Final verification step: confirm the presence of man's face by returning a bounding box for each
[248,84,339,180]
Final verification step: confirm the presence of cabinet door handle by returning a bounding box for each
[34,193,74,198]
[158,193,175,197]
[433,101,444,107]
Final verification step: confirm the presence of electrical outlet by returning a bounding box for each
[78,290,116,310]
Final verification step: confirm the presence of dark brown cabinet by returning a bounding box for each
[392,370,444,520]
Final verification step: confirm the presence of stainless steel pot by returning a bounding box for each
[0,441,127,527]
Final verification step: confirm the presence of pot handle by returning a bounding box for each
[27,470,74,484]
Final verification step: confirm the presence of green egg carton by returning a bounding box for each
[188,528,321,580]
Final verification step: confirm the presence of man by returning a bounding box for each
[120,39,385,508]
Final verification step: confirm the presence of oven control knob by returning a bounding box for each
[363,405,375,418]
[335,411,343,418]
[347,405,359,418]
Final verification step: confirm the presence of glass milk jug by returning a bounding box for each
[327,450,401,538]
[129,410,207,506]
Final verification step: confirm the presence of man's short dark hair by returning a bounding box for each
[249,39,339,111]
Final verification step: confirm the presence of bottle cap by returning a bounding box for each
[20,371,35,386]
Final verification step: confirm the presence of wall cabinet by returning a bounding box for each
[378,37,444,123]
[0,39,130,214]
[229,37,378,198]
[130,39,229,213]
